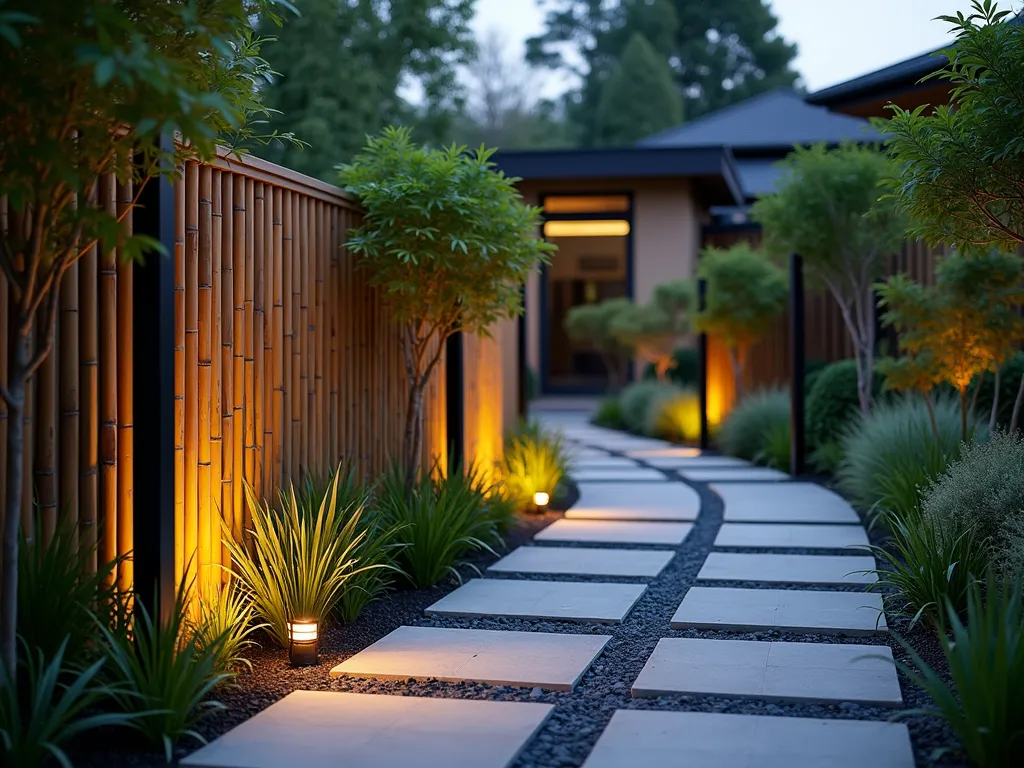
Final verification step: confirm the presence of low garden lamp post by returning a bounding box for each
[288,618,319,667]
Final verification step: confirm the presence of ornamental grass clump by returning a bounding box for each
[501,421,570,508]
[226,470,381,647]
[897,576,1024,768]
[715,387,789,463]
[192,579,266,675]
[377,462,502,588]
[646,387,701,443]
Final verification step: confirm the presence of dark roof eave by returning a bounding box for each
[493,146,742,205]
[807,49,947,107]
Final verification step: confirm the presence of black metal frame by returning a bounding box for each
[446,329,465,472]
[537,191,635,397]
[131,138,177,622]
[697,278,710,451]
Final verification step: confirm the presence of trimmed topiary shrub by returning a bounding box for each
[803,357,829,394]
[715,388,789,463]
[921,430,1024,584]
[591,396,626,430]
[646,387,700,443]
[619,380,679,434]
[642,347,698,387]
[836,395,984,521]
[806,359,884,472]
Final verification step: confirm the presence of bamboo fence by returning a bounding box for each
[1,150,505,598]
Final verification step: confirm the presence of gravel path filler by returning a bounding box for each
[70,457,964,768]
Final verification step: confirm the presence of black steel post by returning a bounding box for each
[446,329,465,473]
[132,141,177,622]
[697,278,710,451]
[790,253,806,477]
[518,283,528,419]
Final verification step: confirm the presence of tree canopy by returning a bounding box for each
[752,142,907,416]
[564,298,633,389]
[258,0,476,180]
[877,0,1024,250]
[694,244,788,398]
[595,32,683,146]
[527,0,799,145]
[338,127,554,481]
[611,279,693,381]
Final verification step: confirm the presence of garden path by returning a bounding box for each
[183,411,915,768]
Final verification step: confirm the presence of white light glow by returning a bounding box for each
[533,491,551,507]
[288,620,318,644]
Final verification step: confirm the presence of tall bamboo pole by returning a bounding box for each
[34,328,57,545]
[314,201,325,470]
[210,170,224,579]
[80,180,99,571]
[0,198,8,552]
[116,177,134,592]
[291,193,301,476]
[99,172,118,572]
[197,166,213,594]
[174,166,186,587]
[243,180,256,509]
[253,184,265,499]
[21,379,33,539]
[281,190,293,479]
[259,184,273,491]
[184,162,200,592]
[220,173,235,570]
[272,187,284,484]
[329,207,339,464]
[231,175,245,544]
[298,195,309,473]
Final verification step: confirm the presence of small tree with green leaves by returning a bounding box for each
[564,298,632,390]
[693,243,788,400]
[753,142,907,417]
[339,128,554,486]
[877,0,1024,251]
[611,279,693,381]
[878,249,1024,440]
[0,0,298,677]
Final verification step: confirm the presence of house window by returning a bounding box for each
[543,194,631,214]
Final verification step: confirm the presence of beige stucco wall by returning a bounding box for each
[518,178,705,391]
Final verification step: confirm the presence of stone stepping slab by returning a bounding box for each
[330,626,610,691]
[565,448,612,460]
[714,523,869,550]
[567,482,700,522]
[424,578,646,624]
[698,553,877,586]
[642,455,752,469]
[632,638,901,706]
[181,690,553,768]
[582,710,915,768]
[571,468,667,482]
[681,467,791,482]
[569,456,643,470]
[671,587,887,635]
[489,546,675,578]
[622,447,702,459]
[535,519,694,546]
[713,482,861,524]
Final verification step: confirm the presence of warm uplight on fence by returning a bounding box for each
[533,491,550,508]
[288,619,319,667]
[543,219,630,238]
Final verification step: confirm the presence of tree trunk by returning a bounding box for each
[1010,372,1024,436]
[655,357,672,383]
[854,349,871,416]
[1,333,29,677]
[922,389,939,441]
[989,369,1001,433]
[402,382,424,497]
[959,385,969,443]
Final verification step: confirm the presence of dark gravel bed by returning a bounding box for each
[70,461,964,768]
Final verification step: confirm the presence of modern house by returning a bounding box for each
[495,86,889,400]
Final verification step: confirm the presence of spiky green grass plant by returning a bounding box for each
[715,387,789,462]
[377,462,502,588]
[192,579,266,674]
[501,421,570,508]
[226,470,382,646]
[897,577,1024,767]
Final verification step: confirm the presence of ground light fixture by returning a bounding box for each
[533,491,550,514]
[288,619,319,667]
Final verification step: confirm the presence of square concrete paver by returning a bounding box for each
[571,467,667,482]
[624,447,702,459]
[535,519,694,546]
[330,626,610,691]
[582,710,915,768]
[632,638,901,706]
[567,482,700,521]
[714,482,861,524]
[714,523,869,550]
[570,456,643,470]
[681,467,791,482]
[424,579,646,624]
[643,455,752,469]
[489,546,674,578]
[181,691,553,768]
[671,587,887,635]
[698,553,877,586]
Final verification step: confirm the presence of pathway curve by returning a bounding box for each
[183,410,922,768]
